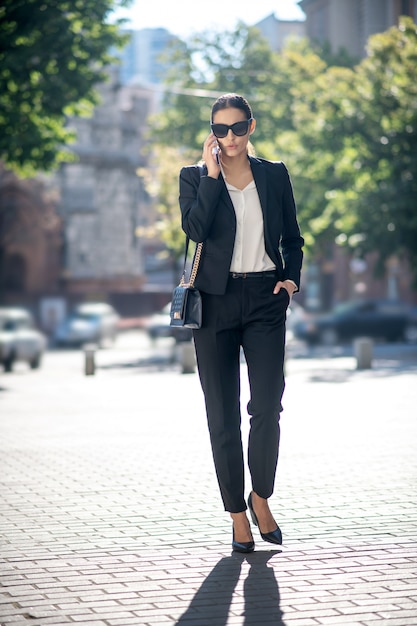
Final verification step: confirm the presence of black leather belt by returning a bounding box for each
[230,271,276,279]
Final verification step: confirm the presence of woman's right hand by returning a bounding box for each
[203,133,221,178]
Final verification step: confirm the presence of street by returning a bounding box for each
[1,331,417,626]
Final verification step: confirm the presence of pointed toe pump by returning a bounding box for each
[232,528,255,553]
[248,492,283,546]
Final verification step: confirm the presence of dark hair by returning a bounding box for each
[211,93,253,122]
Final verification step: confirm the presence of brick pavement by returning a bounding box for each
[1,334,417,626]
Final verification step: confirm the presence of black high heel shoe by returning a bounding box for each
[248,492,282,546]
[232,527,255,553]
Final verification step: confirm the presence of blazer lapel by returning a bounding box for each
[249,157,268,218]
[249,156,279,265]
[202,163,235,215]
[219,171,236,216]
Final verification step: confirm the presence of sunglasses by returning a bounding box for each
[210,118,253,139]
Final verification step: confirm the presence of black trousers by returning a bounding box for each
[193,272,289,513]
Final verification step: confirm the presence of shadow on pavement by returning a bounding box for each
[175,550,286,626]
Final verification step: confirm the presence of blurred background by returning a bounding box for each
[1,0,416,372]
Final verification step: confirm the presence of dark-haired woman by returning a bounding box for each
[179,93,304,552]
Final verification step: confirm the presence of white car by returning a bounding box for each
[0,307,47,372]
[54,302,120,347]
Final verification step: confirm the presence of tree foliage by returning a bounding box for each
[144,145,196,266]
[343,17,417,276]
[150,18,417,286]
[0,0,130,176]
[285,17,417,279]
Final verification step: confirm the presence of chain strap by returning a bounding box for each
[180,241,203,287]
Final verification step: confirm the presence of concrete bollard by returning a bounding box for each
[84,344,97,376]
[354,337,373,370]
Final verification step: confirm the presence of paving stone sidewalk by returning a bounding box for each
[1,336,417,626]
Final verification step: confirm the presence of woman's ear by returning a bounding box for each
[249,118,256,135]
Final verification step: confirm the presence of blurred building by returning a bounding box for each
[0,165,62,314]
[116,28,177,86]
[1,27,178,326]
[302,249,416,313]
[54,28,181,319]
[254,13,306,50]
[299,0,417,58]
[57,68,161,317]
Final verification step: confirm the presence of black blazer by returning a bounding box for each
[179,156,304,296]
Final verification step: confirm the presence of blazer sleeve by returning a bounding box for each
[179,165,224,242]
[280,163,304,289]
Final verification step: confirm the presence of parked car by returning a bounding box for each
[0,307,47,372]
[292,298,417,346]
[54,302,120,347]
[145,303,172,341]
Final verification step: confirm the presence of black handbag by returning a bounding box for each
[170,237,203,329]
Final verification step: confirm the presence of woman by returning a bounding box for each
[179,93,304,552]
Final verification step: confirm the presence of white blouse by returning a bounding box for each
[226,180,276,274]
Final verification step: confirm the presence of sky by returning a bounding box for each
[113,0,305,38]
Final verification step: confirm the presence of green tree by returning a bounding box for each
[152,24,282,151]
[0,0,130,176]
[146,145,196,272]
[273,62,361,249]
[270,18,417,286]
[341,17,417,281]
[292,17,417,282]
[151,19,417,286]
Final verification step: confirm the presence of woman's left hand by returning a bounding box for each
[273,280,296,298]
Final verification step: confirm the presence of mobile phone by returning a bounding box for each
[213,144,220,165]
